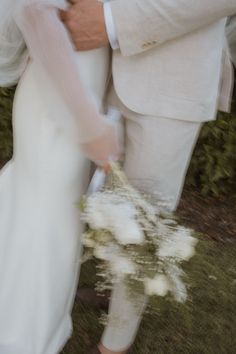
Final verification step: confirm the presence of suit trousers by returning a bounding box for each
[101,95,202,351]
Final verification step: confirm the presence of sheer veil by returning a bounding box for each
[0,0,67,87]
[0,0,28,87]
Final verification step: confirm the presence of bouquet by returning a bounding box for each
[81,162,197,303]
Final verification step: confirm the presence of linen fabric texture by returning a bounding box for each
[109,0,236,122]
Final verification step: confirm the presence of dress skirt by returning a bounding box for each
[0,47,110,354]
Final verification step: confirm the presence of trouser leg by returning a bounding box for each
[101,110,202,352]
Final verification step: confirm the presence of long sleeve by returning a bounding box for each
[15,3,111,144]
[110,0,236,56]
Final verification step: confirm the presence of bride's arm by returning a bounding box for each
[15,3,120,164]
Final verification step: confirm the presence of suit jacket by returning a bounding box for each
[109,0,236,122]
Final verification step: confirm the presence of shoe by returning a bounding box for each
[88,346,132,354]
[76,287,110,311]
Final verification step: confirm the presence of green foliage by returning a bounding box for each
[0,87,14,163]
[186,97,236,197]
[0,87,236,196]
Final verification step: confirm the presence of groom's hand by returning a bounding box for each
[60,0,109,51]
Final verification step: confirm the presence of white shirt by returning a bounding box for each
[103,2,119,50]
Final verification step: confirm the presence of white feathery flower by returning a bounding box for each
[158,227,197,261]
[112,219,145,245]
[110,255,137,278]
[93,244,120,261]
[144,275,170,296]
[89,212,108,229]
[85,192,145,245]
[85,193,134,227]
[94,246,109,260]
[176,238,197,260]
[85,194,111,229]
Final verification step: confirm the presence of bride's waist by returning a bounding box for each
[28,46,110,70]
[15,47,110,110]
[23,46,110,87]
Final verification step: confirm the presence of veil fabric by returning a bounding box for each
[0,0,120,161]
[0,0,67,87]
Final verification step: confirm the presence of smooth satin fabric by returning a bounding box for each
[0,3,111,348]
[0,1,119,352]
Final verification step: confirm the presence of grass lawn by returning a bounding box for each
[62,190,236,354]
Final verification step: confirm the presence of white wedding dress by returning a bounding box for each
[0,1,112,353]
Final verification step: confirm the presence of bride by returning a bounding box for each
[0,0,120,353]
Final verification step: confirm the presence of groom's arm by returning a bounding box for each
[61,0,236,54]
[110,0,236,56]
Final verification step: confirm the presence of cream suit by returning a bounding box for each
[101,1,236,352]
[109,0,235,119]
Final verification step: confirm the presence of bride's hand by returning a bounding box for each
[80,121,123,167]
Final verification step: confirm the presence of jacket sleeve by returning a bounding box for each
[110,0,236,56]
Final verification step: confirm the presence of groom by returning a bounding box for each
[61,1,236,353]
